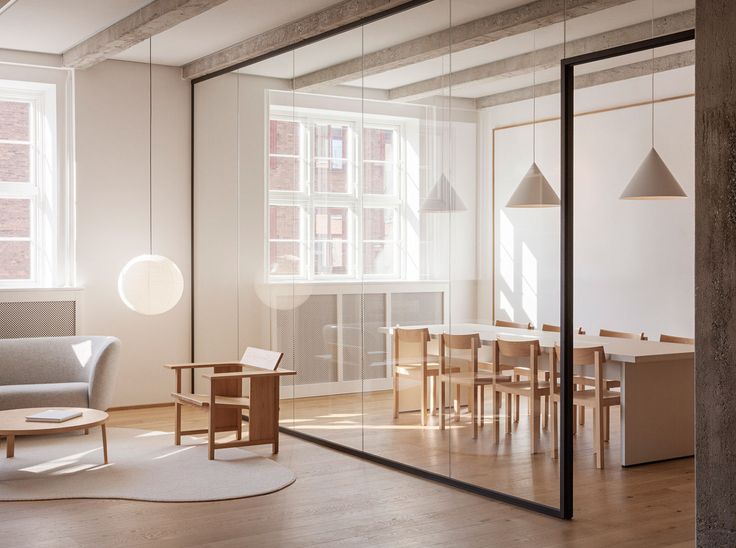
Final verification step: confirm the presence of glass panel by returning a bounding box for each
[314,158,349,193]
[0,143,30,182]
[363,162,394,195]
[0,240,30,279]
[0,198,30,237]
[269,156,300,191]
[0,100,30,141]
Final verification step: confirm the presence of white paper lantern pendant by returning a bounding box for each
[118,37,183,315]
[118,254,183,315]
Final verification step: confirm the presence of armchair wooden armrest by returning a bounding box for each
[202,368,296,381]
[164,362,245,370]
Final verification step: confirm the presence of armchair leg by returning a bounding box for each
[393,373,399,419]
[174,403,182,446]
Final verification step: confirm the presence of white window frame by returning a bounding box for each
[267,110,406,282]
[0,81,58,288]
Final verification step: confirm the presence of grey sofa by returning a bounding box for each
[0,336,121,411]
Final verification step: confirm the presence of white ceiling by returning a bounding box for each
[240,0,694,100]
[0,0,695,103]
[0,0,152,54]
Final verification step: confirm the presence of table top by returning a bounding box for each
[0,407,108,435]
[380,323,694,364]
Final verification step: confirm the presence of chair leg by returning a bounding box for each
[472,385,478,439]
[551,399,559,460]
[531,396,540,454]
[207,410,215,461]
[393,373,399,419]
[594,406,604,469]
[454,384,461,422]
[174,402,182,446]
[604,406,610,442]
[542,395,549,430]
[505,393,512,434]
[480,385,485,427]
[236,416,243,441]
[578,384,585,425]
[492,389,500,443]
[421,373,428,427]
[429,376,436,417]
[439,381,446,430]
[514,374,520,422]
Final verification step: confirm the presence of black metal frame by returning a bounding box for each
[559,28,695,519]
[189,0,694,520]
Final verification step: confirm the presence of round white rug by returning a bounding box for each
[0,427,295,502]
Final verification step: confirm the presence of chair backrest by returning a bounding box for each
[241,347,283,371]
[494,338,541,386]
[542,324,586,335]
[495,319,533,330]
[440,333,480,373]
[393,327,430,369]
[552,344,607,394]
[659,334,694,345]
[599,328,646,341]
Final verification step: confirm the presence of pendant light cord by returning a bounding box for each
[149,37,153,256]
[651,0,655,149]
[532,27,536,163]
[236,70,241,359]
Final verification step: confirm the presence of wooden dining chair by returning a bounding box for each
[495,319,534,330]
[495,320,545,425]
[660,334,694,344]
[599,328,647,341]
[571,328,639,429]
[437,333,511,438]
[541,324,586,335]
[549,345,620,468]
[393,327,462,426]
[491,338,549,454]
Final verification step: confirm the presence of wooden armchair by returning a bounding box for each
[165,348,295,460]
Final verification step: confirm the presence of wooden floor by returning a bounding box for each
[0,400,694,547]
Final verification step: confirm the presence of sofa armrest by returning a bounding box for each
[87,337,122,411]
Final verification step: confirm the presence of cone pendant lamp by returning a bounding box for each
[421,174,467,212]
[620,2,687,200]
[506,29,560,209]
[507,162,560,207]
[620,148,687,200]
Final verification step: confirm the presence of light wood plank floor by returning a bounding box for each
[0,400,694,547]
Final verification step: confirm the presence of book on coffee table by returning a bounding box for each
[25,409,83,423]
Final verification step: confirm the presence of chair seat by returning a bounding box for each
[495,380,550,395]
[440,371,512,385]
[573,389,621,404]
[395,356,467,376]
[573,375,620,389]
[172,392,251,409]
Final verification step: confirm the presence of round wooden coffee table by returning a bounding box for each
[0,407,109,463]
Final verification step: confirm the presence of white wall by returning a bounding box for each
[482,66,695,338]
[75,60,192,406]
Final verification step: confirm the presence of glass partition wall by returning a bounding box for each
[193,0,695,518]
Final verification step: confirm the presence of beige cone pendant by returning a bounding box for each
[620,148,687,200]
[421,174,467,212]
[506,162,560,208]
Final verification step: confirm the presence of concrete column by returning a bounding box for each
[695,1,736,546]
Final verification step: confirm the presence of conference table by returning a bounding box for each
[382,323,694,466]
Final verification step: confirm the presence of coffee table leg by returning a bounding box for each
[6,434,14,458]
[101,424,108,464]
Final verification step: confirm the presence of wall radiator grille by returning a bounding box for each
[0,300,77,339]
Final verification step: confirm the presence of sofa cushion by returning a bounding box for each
[0,383,89,411]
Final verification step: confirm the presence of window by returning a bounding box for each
[0,80,61,287]
[268,114,403,281]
